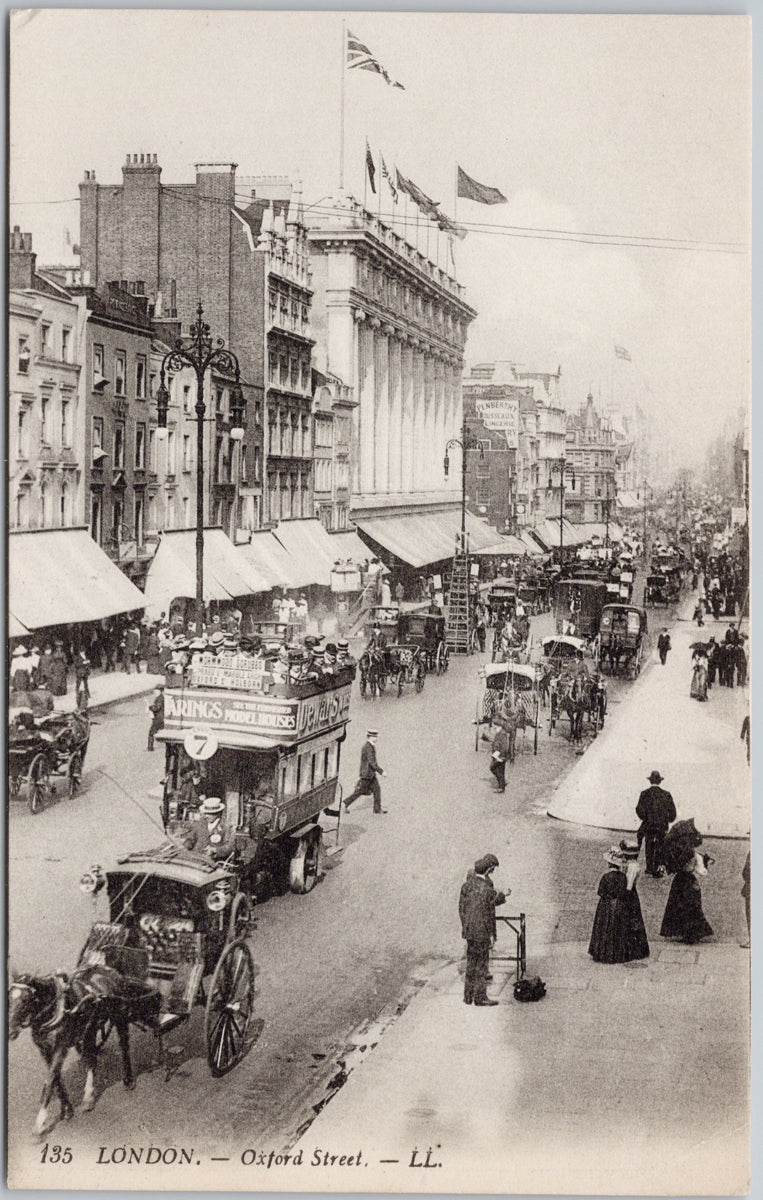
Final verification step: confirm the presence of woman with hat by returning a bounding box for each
[660,820,714,944]
[48,641,68,696]
[588,844,649,964]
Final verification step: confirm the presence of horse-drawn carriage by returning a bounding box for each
[9,708,90,813]
[403,611,449,675]
[474,662,540,758]
[358,606,426,697]
[552,578,609,640]
[644,573,671,606]
[486,578,517,627]
[597,604,648,678]
[540,637,606,742]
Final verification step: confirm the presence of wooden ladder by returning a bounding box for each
[446,552,472,654]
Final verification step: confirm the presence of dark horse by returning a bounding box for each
[358,648,388,698]
[9,963,162,1136]
[550,676,590,743]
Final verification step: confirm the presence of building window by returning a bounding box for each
[290,357,299,389]
[61,328,71,362]
[134,494,144,543]
[301,359,310,390]
[165,494,175,529]
[183,435,191,471]
[92,417,104,457]
[215,436,224,483]
[136,356,147,399]
[17,408,29,459]
[183,383,192,413]
[60,484,68,528]
[115,351,126,396]
[61,399,70,448]
[40,397,50,444]
[135,423,146,469]
[182,496,190,525]
[148,427,157,471]
[18,336,30,374]
[40,481,50,528]
[113,496,123,539]
[241,444,248,483]
[90,493,102,542]
[268,353,277,383]
[279,356,288,386]
[113,421,125,468]
[253,445,261,480]
[41,323,51,357]
[166,430,176,474]
[269,290,277,324]
[147,494,157,531]
[93,344,104,377]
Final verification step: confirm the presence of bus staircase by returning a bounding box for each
[446,552,472,654]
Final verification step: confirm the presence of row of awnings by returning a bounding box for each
[352,509,527,569]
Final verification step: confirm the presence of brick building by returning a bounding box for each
[564,392,618,529]
[311,370,356,531]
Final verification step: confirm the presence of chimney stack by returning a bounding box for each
[9,225,36,289]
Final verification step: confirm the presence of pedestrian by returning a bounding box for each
[344,729,386,814]
[28,645,41,689]
[459,853,507,1005]
[660,820,714,944]
[38,644,55,691]
[740,714,750,764]
[588,845,650,964]
[705,637,718,688]
[395,580,405,604]
[48,641,68,696]
[740,852,750,949]
[474,602,487,653]
[635,770,677,877]
[9,645,32,692]
[295,595,309,635]
[692,601,704,627]
[74,649,90,709]
[146,684,165,751]
[489,724,510,792]
[690,648,708,701]
[145,625,163,675]
[657,628,671,666]
[725,622,740,647]
[735,639,747,687]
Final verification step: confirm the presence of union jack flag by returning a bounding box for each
[347,29,404,89]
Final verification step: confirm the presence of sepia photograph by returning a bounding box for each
[7,9,751,1194]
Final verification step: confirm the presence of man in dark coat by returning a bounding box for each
[344,730,386,814]
[657,628,671,666]
[489,725,511,793]
[184,797,236,861]
[459,854,507,1005]
[146,684,165,751]
[636,770,677,876]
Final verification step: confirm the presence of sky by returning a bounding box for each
[9,10,751,471]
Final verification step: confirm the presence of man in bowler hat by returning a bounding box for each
[344,730,386,814]
[636,770,677,877]
[459,854,508,1005]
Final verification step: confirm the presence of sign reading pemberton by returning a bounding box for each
[475,396,519,449]
[164,684,352,741]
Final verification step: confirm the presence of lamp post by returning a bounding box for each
[155,303,246,634]
[637,478,652,556]
[600,473,615,554]
[443,419,484,554]
[548,457,576,565]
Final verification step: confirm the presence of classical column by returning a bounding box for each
[387,328,403,493]
[434,355,446,490]
[400,339,415,493]
[373,319,389,493]
[357,313,375,496]
[412,345,426,492]
[423,351,436,489]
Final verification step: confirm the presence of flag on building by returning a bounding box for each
[457,165,507,205]
[381,155,398,202]
[614,344,632,362]
[347,29,404,88]
[435,210,467,240]
[396,168,440,218]
[365,141,377,194]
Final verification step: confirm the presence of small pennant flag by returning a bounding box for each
[381,155,398,203]
[436,210,467,240]
[365,141,377,194]
[457,165,507,205]
[614,344,632,362]
[347,29,404,89]
[396,168,440,219]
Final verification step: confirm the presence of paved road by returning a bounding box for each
[8,593,748,1179]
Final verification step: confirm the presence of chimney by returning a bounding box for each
[9,226,36,289]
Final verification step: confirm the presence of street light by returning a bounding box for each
[636,478,652,555]
[548,457,576,565]
[597,474,616,553]
[156,302,246,634]
[443,419,484,554]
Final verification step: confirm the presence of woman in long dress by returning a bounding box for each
[661,821,714,944]
[589,847,650,964]
[690,648,708,701]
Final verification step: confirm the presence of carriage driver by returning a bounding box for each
[184,796,236,861]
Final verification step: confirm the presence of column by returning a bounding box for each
[400,340,415,494]
[448,365,462,499]
[357,316,375,496]
[373,320,389,494]
[412,346,426,492]
[423,351,436,489]
[434,356,446,490]
[388,329,403,493]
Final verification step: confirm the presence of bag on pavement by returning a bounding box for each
[513,975,546,1002]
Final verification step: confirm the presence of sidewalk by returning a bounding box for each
[291,938,749,1195]
[54,669,163,714]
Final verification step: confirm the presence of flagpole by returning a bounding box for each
[363,139,368,210]
[339,18,346,190]
[611,348,615,408]
[377,146,382,219]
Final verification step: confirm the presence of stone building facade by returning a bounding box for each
[564,392,618,528]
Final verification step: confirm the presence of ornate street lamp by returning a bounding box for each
[443,420,484,554]
[548,457,576,564]
[156,303,245,634]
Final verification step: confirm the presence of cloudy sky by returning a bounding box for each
[10,11,750,469]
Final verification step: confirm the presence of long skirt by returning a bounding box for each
[589,888,650,964]
[690,665,707,701]
[660,873,713,943]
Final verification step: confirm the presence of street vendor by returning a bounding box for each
[184,796,236,861]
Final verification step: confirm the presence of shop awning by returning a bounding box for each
[327,528,375,565]
[144,528,266,619]
[353,508,507,568]
[9,613,30,639]
[519,531,546,557]
[272,518,345,587]
[576,522,625,544]
[616,491,641,511]
[237,529,317,592]
[9,528,146,630]
[471,533,528,557]
[529,518,585,550]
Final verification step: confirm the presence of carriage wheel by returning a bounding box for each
[68,751,83,798]
[442,645,450,673]
[227,893,254,941]
[475,705,481,751]
[435,643,444,675]
[415,663,425,693]
[204,940,255,1077]
[469,628,479,654]
[289,828,322,894]
[377,671,387,695]
[29,754,50,814]
[633,645,642,677]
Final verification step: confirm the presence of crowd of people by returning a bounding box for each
[690,624,747,702]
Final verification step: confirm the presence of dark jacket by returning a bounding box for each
[657,633,671,654]
[359,740,382,780]
[636,785,677,834]
[185,817,236,860]
[459,871,506,943]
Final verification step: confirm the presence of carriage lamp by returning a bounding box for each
[229,381,246,441]
[443,452,450,478]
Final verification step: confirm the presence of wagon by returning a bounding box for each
[9,709,90,814]
[486,580,517,627]
[552,578,609,640]
[384,643,426,696]
[474,662,539,756]
[644,573,670,606]
[402,611,449,675]
[78,848,257,1077]
[597,604,648,678]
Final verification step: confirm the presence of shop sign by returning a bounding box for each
[165,684,352,741]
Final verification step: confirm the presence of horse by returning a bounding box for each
[9,963,162,1136]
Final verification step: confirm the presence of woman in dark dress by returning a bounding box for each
[661,819,714,944]
[48,643,68,696]
[589,847,650,964]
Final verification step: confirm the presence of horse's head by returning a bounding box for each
[8,973,42,1040]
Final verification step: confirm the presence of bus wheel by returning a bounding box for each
[289,829,322,894]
